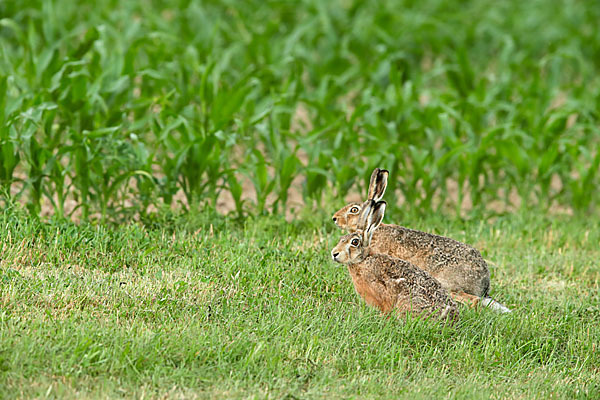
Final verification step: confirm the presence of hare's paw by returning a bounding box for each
[451,291,481,308]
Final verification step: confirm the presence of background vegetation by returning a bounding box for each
[1,0,600,220]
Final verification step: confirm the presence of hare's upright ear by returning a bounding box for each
[367,168,389,202]
[357,199,375,232]
[363,201,386,247]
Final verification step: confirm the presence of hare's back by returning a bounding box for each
[373,224,486,266]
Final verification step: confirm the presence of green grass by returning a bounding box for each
[2,0,600,219]
[2,0,600,398]
[1,208,599,398]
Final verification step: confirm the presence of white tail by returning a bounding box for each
[481,297,511,313]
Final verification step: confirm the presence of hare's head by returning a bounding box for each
[332,168,388,232]
[331,200,386,264]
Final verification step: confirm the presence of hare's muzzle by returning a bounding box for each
[331,250,340,262]
[332,216,342,227]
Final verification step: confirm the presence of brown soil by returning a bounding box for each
[6,159,572,222]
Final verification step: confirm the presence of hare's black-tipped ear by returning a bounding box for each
[357,199,375,232]
[367,168,389,202]
[363,201,387,246]
[371,201,386,229]
[363,201,386,246]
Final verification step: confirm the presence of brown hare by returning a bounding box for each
[332,200,459,321]
[332,168,510,313]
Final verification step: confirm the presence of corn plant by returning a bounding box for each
[2,0,600,220]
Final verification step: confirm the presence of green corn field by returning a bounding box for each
[2,0,599,220]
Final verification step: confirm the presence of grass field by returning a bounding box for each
[2,0,600,398]
[1,208,599,398]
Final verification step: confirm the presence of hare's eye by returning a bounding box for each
[349,206,359,214]
[351,238,360,246]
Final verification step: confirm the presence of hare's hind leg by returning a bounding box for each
[450,291,481,308]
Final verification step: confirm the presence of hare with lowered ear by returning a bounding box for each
[332,200,459,321]
[332,168,510,313]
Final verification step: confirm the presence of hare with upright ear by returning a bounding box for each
[332,168,510,313]
[332,168,389,229]
[332,200,459,321]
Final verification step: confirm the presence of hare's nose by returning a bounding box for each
[332,217,337,223]
[332,252,340,259]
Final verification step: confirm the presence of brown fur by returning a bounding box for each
[332,202,459,321]
[333,202,490,298]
